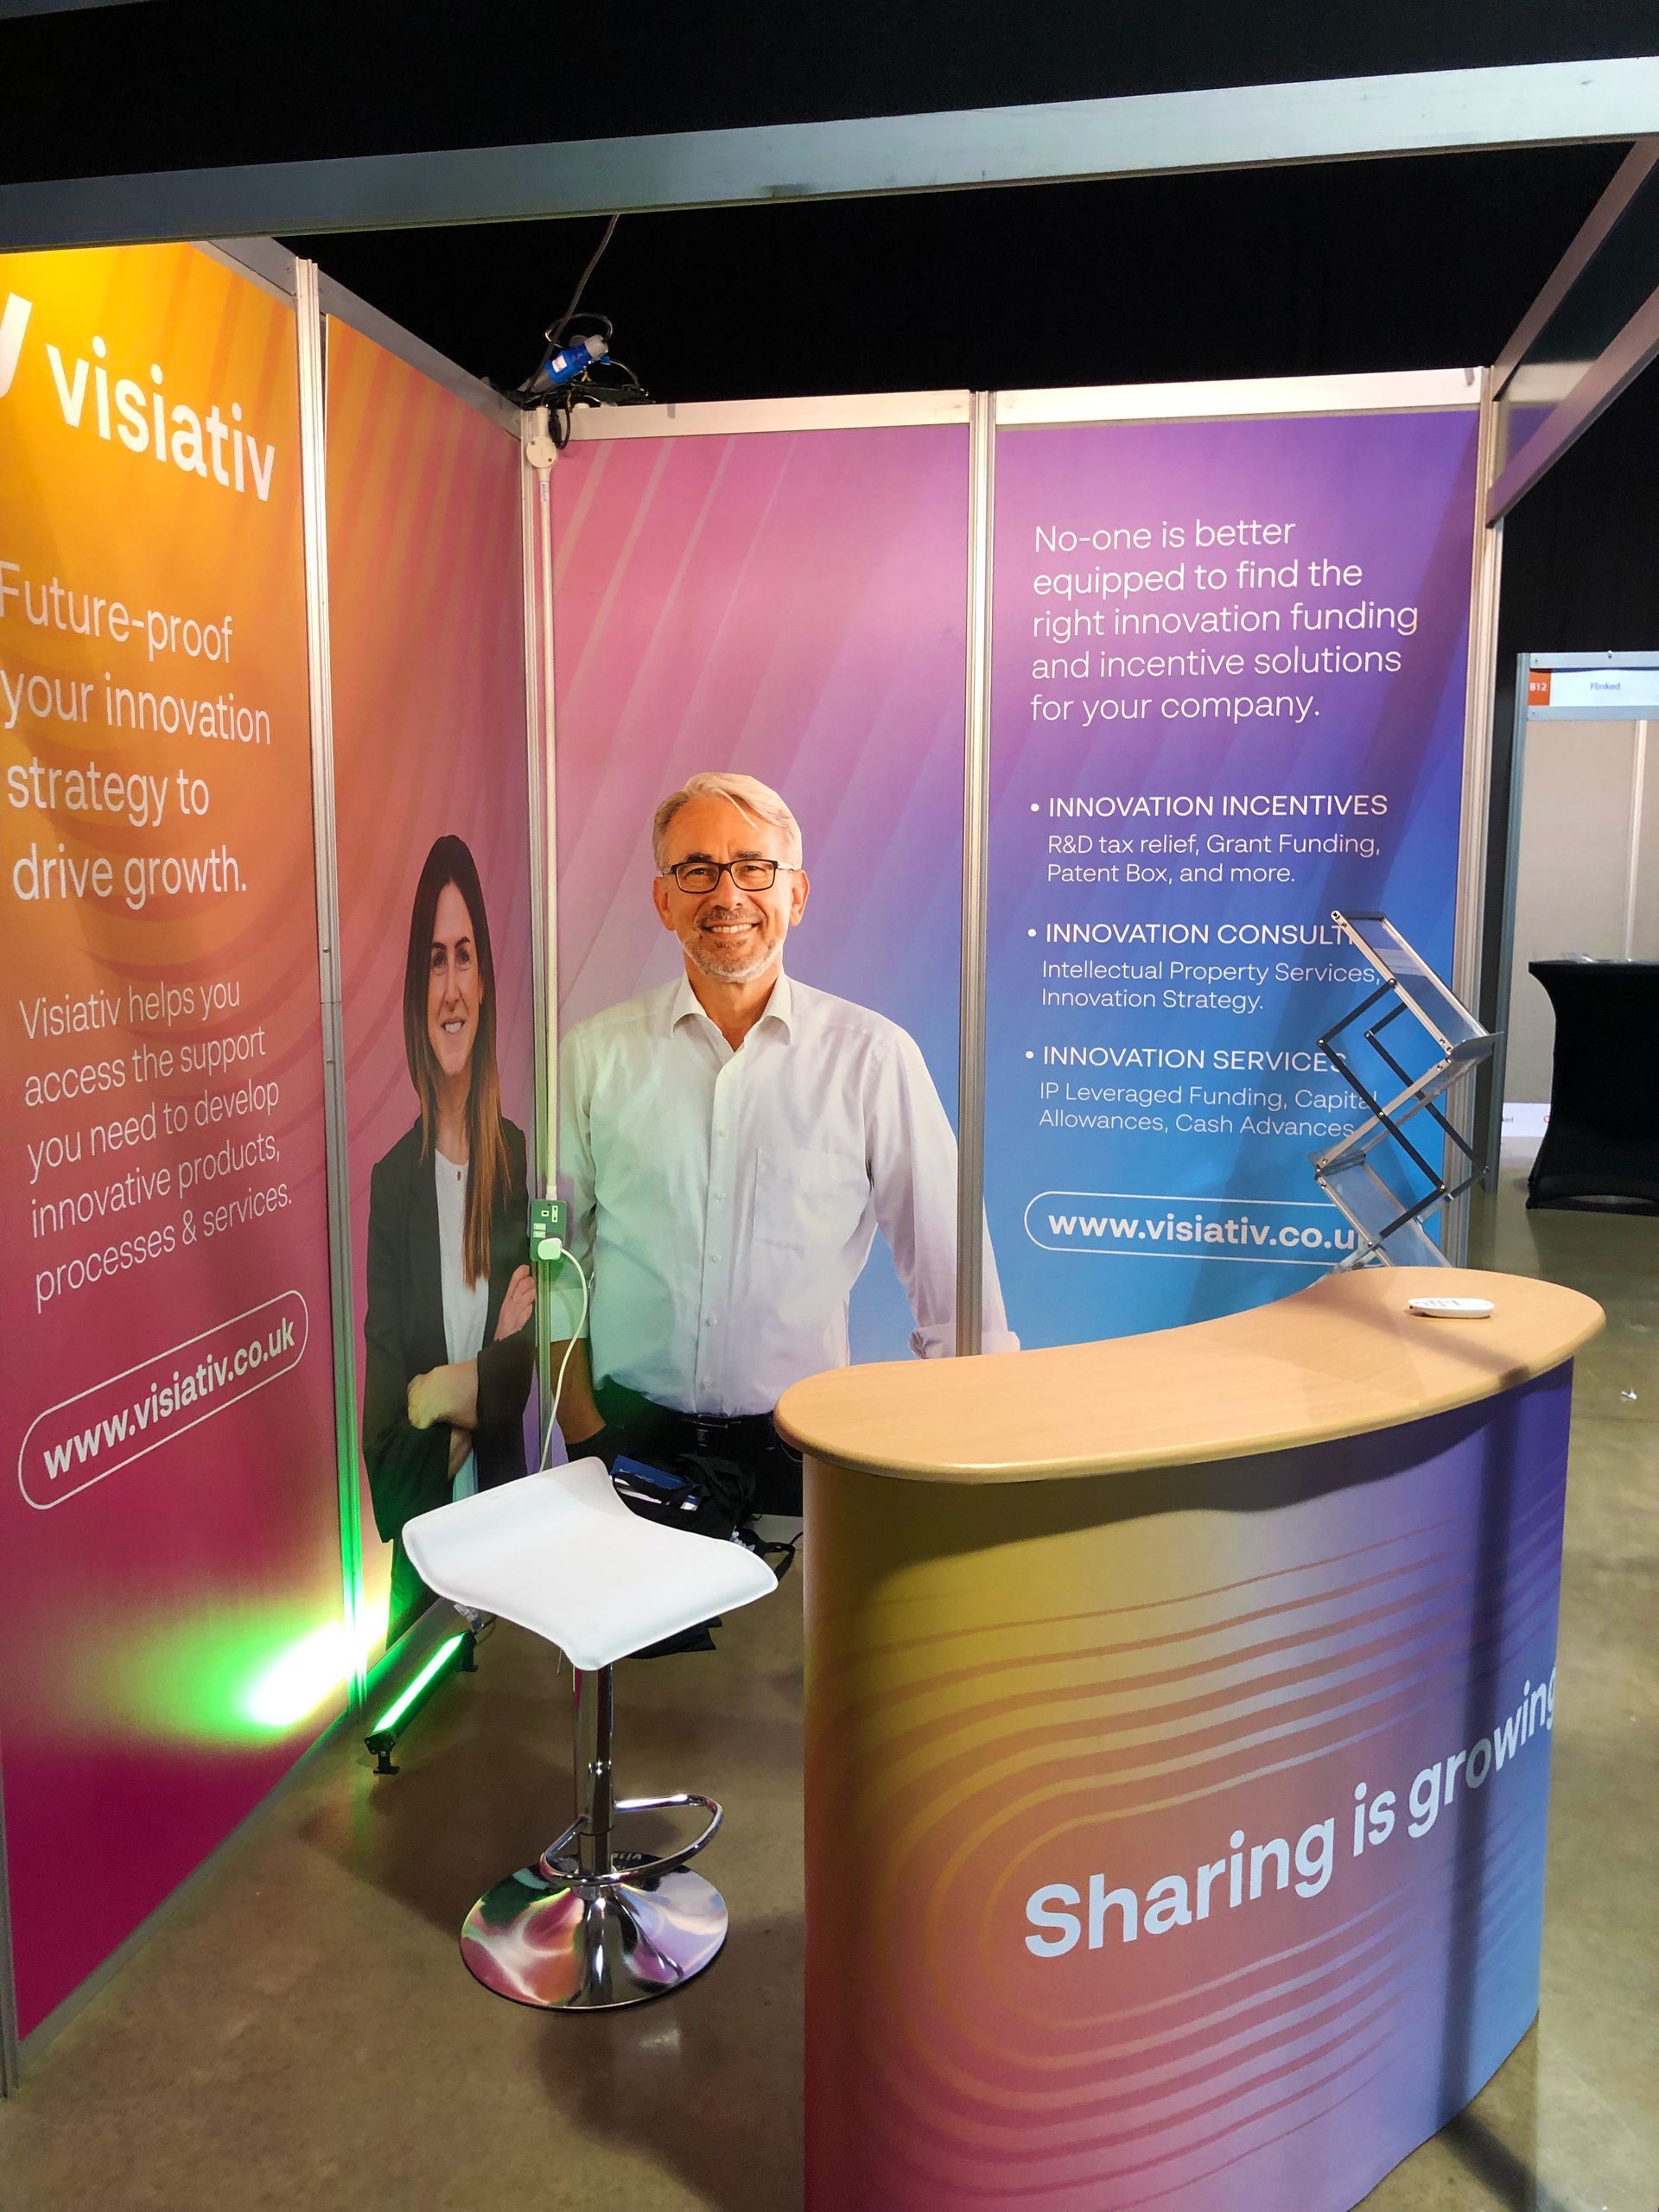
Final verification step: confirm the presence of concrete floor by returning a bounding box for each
[1,1154,1654,2212]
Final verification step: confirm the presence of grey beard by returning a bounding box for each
[685,932,774,983]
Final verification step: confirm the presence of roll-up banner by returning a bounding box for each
[324,321,536,1651]
[550,423,982,1434]
[0,245,340,2037]
[986,403,1479,1344]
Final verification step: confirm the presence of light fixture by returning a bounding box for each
[364,1630,474,1775]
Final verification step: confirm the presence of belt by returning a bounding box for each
[677,1408,791,1455]
[601,1381,780,1435]
[600,1382,796,1456]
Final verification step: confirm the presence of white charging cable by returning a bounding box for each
[537,1237,591,1469]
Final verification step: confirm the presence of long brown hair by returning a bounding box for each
[402,836,510,1288]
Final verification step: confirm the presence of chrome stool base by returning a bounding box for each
[461,1857,728,2010]
[457,1663,729,2012]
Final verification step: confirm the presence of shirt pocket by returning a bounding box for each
[753,1144,870,1254]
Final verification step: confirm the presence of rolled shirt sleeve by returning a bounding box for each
[867,1027,1018,1357]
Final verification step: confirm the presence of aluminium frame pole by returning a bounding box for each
[1626,724,1649,963]
[520,442,553,1449]
[525,430,562,1454]
[0,1738,19,2094]
[956,391,995,1356]
[1447,367,1505,1265]
[295,258,367,1699]
[1481,656,1533,1187]
[539,467,558,1191]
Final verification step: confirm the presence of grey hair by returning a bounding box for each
[652,771,804,870]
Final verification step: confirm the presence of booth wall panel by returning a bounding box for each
[1637,723,1659,959]
[550,424,970,1361]
[1505,715,1637,1101]
[984,408,1479,1344]
[0,244,342,2038]
[323,318,535,1654]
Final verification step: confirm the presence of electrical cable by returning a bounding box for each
[494,206,651,427]
[593,353,643,391]
[551,213,620,341]
[496,303,646,422]
[541,1250,592,1470]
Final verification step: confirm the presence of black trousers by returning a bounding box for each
[388,1535,432,1648]
[594,1380,804,1517]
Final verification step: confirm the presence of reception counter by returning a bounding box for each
[776,1266,1602,2212]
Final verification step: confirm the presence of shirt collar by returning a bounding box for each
[670,968,795,1039]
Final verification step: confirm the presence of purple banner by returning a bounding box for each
[986,409,1479,1344]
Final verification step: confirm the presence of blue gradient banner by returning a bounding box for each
[986,409,1480,1344]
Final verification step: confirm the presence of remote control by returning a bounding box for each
[1408,1294,1495,1319]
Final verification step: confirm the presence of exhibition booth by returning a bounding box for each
[1491,651,1659,1205]
[0,76,1654,2209]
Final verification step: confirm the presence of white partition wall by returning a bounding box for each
[1498,654,1659,1116]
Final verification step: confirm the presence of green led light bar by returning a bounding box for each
[375,1633,467,1732]
[364,1631,470,1774]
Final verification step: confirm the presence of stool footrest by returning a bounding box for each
[613,1792,723,1879]
[538,1791,723,1887]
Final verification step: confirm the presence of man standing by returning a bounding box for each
[551,770,1013,1516]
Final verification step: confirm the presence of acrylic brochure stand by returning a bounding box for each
[1313,911,1497,1266]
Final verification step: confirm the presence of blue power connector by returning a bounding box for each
[535,335,608,391]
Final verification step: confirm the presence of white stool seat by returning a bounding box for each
[402,1458,776,1671]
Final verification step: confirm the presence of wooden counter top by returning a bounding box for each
[775,1267,1602,1483]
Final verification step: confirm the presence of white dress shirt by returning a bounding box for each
[435,1149,488,1499]
[556,970,1014,1416]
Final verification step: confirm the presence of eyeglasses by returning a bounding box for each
[660,859,800,893]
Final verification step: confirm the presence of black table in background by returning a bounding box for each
[1527,960,1659,1210]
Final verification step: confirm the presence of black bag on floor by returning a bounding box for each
[608,1452,764,1658]
[612,1449,757,1541]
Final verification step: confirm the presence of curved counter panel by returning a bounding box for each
[777,1268,1602,2212]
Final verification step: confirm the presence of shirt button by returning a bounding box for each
[711,1188,725,1200]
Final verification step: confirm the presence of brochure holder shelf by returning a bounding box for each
[1313,911,1497,1268]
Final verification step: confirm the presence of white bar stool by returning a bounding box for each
[403,1458,777,2012]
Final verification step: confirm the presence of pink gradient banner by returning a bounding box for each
[0,245,341,2037]
[325,321,536,1651]
[550,424,969,1359]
